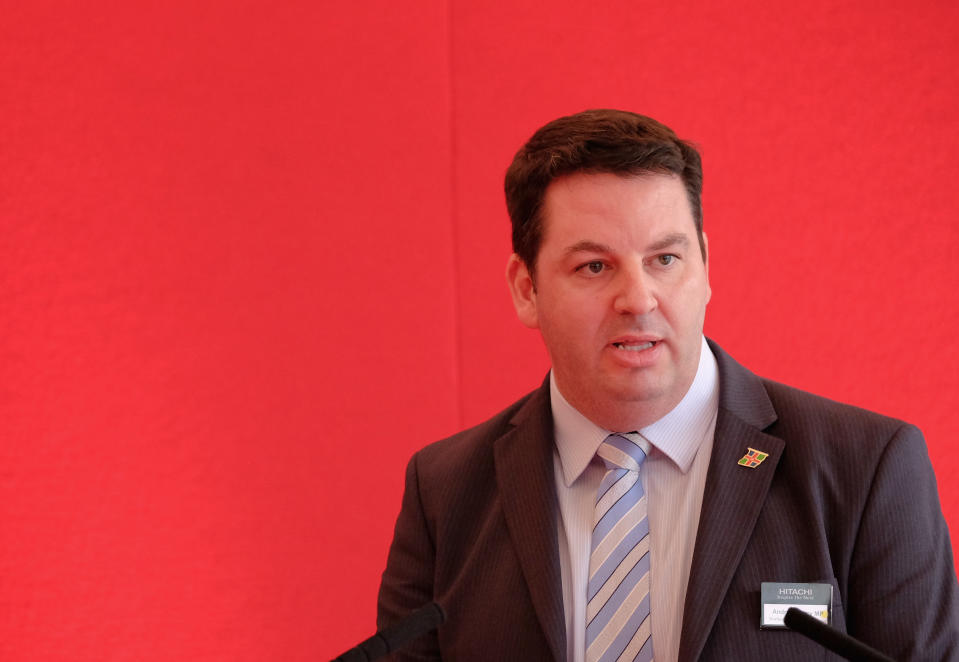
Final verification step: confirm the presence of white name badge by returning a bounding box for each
[760,582,832,629]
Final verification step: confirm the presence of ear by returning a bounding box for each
[506,253,539,329]
[702,232,712,304]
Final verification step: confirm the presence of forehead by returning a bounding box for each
[539,172,695,248]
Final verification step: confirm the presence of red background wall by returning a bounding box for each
[2,2,957,660]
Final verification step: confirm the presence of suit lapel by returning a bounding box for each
[494,384,567,662]
[677,342,784,662]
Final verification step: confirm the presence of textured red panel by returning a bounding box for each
[1,2,454,661]
[3,1,959,660]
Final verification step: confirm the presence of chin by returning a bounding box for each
[606,370,669,397]
[604,383,667,407]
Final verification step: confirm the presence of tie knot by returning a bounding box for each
[597,433,648,472]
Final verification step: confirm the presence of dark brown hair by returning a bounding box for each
[504,109,704,272]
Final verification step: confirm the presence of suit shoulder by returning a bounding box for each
[760,377,919,450]
[710,338,918,443]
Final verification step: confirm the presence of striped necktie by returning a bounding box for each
[586,433,653,662]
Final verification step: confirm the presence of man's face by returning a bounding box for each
[507,172,711,430]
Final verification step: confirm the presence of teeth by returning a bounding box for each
[614,342,654,351]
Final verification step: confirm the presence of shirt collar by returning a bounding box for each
[551,336,720,487]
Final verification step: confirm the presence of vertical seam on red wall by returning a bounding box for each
[447,0,464,427]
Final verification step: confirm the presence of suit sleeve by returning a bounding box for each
[377,452,442,661]
[847,423,959,660]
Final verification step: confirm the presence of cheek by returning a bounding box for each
[540,296,604,342]
[664,281,709,327]
[686,289,710,327]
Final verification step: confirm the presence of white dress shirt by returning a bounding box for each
[552,336,720,662]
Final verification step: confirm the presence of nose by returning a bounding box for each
[612,264,657,316]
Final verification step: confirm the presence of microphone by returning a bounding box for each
[784,607,895,662]
[331,602,446,662]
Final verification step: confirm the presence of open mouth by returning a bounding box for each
[612,341,656,352]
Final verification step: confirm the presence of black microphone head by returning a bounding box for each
[783,606,813,630]
[332,602,445,662]
[784,607,895,662]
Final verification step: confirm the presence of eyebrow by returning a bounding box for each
[647,233,690,252]
[563,240,613,256]
[562,233,690,256]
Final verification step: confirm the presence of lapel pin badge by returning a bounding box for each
[738,447,768,468]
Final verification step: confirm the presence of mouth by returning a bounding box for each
[612,340,657,352]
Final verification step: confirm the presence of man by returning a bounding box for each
[377,109,959,661]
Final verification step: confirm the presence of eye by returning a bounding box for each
[578,261,606,275]
[656,254,677,266]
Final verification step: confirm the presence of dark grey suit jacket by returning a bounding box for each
[377,341,959,660]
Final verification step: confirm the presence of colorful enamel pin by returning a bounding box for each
[738,447,768,468]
